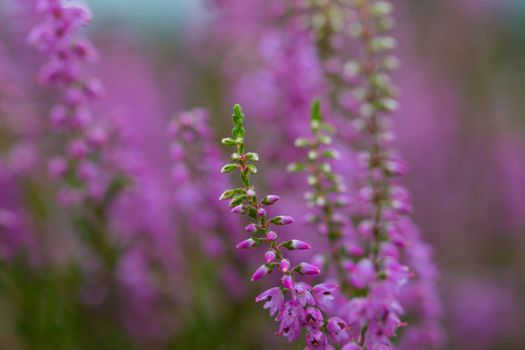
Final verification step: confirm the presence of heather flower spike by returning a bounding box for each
[299,1,442,348]
[220,104,335,346]
[28,0,122,205]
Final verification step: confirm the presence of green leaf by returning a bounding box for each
[221,137,237,146]
[322,149,340,159]
[219,188,244,200]
[311,99,322,123]
[287,162,305,173]
[246,164,257,174]
[221,163,239,173]
[245,152,259,161]
[294,138,311,148]
[229,196,245,207]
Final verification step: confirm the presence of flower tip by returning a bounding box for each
[236,238,256,249]
[285,239,311,250]
[297,262,321,276]
[251,264,271,281]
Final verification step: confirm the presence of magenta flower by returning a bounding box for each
[282,275,294,290]
[244,223,257,232]
[327,317,349,343]
[296,262,321,276]
[292,282,315,307]
[305,329,330,349]
[264,250,276,263]
[235,238,257,249]
[351,259,375,289]
[342,343,362,350]
[263,194,280,205]
[283,239,312,250]
[313,283,339,311]
[305,306,324,330]
[255,287,284,317]
[251,264,272,281]
[271,215,295,225]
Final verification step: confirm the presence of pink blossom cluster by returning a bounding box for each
[28,0,118,205]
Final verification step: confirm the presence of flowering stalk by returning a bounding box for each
[297,1,442,349]
[220,104,344,348]
[288,100,353,292]
[28,0,122,206]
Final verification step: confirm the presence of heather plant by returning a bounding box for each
[0,0,523,349]
[220,104,343,348]
[298,1,443,348]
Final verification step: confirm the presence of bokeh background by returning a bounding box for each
[1,0,524,349]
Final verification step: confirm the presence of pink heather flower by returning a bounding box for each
[276,300,305,342]
[327,317,349,343]
[67,139,89,159]
[231,204,244,213]
[28,0,121,205]
[48,156,68,178]
[235,238,257,249]
[313,283,339,311]
[306,329,329,349]
[283,239,311,250]
[305,306,324,330]
[357,220,373,238]
[266,230,277,240]
[272,215,294,225]
[385,159,407,176]
[251,264,271,281]
[282,275,294,290]
[296,262,321,276]
[280,259,291,273]
[263,194,280,205]
[264,250,276,263]
[383,257,411,285]
[292,282,315,306]
[351,259,375,289]
[255,287,284,317]
[244,223,257,232]
[343,297,369,326]
[342,343,362,350]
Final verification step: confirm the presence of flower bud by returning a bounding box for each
[282,239,311,250]
[244,223,257,233]
[264,251,276,263]
[266,231,277,240]
[270,216,294,225]
[281,275,294,290]
[230,204,243,214]
[48,157,68,178]
[262,195,280,205]
[295,262,321,276]
[251,264,271,281]
[257,208,266,217]
[280,259,291,273]
[235,238,257,249]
